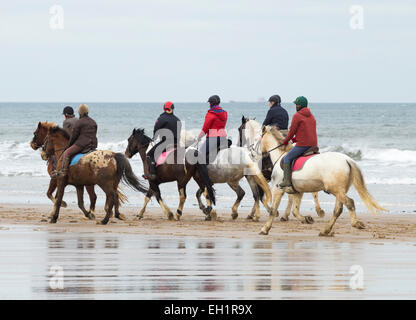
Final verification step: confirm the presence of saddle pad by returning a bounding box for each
[156,148,176,167]
[292,154,317,172]
[70,151,93,166]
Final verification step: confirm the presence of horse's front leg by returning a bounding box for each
[312,192,325,217]
[175,184,187,220]
[153,184,175,221]
[228,182,245,220]
[137,190,152,219]
[260,186,284,235]
[196,188,208,214]
[281,194,293,221]
[46,177,67,213]
[50,178,66,223]
[76,186,95,220]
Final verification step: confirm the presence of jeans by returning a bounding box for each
[283,146,311,164]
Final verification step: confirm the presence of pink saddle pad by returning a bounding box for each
[156,148,176,167]
[292,154,317,172]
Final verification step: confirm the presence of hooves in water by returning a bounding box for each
[303,216,314,224]
[319,231,335,237]
[231,213,238,220]
[317,209,325,218]
[352,220,365,229]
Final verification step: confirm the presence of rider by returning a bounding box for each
[62,106,78,135]
[279,96,317,188]
[60,104,98,177]
[198,95,228,163]
[262,95,289,134]
[145,101,182,180]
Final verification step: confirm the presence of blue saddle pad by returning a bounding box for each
[70,152,91,166]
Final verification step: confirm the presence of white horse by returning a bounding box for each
[238,117,325,220]
[259,126,387,236]
[190,142,272,221]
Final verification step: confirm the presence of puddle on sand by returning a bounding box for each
[0,225,415,299]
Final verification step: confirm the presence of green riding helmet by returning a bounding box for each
[293,96,308,108]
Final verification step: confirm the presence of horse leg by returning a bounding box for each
[291,193,314,224]
[76,186,95,220]
[203,188,217,221]
[85,185,97,214]
[99,187,116,225]
[260,186,284,235]
[281,194,293,222]
[227,182,245,220]
[313,192,325,217]
[245,177,261,222]
[50,178,66,223]
[175,184,187,220]
[153,183,175,221]
[137,190,152,219]
[47,178,67,211]
[339,193,365,230]
[319,198,343,236]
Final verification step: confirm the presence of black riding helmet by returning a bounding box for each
[268,95,281,105]
[208,95,221,107]
[62,106,74,115]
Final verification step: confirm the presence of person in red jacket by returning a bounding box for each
[279,96,318,188]
[198,95,228,163]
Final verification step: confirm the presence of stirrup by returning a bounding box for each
[282,186,297,194]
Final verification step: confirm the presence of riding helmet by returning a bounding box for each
[62,106,74,115]
[164,101,174,112]
[208,95,221,107]
[268,95,281,105]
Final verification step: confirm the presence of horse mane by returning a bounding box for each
[268,126,293,152]
[134,128,152,145]
[49,125,70,140]
[40,121,56,130]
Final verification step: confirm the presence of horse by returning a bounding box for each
[237,116,325,221]
[30,121,99,212]
[259,125,387,236]
[191,138,273,222]
[125,128,216,220]
[44,125,148,224]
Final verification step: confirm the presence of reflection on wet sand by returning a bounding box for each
[0,225,415,299]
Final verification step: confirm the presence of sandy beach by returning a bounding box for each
[0,203,415,243]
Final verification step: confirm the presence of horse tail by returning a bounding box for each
[252,171,272,207]
[114,153,148,194]
[117,188,128,206]
[347,159,387,216]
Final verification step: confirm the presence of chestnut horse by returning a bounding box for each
[45,125,148,224]
[30,121,99,212]
[125,128,216,220]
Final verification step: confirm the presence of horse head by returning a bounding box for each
[30,121,55,150]
[43,125,69,157]
[125,128,152,158]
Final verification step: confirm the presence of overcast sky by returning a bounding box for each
[0,0,415,102]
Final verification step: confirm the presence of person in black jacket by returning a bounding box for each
[262,95,289,131]
[145,101,182,180]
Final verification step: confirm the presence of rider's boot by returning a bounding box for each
[58,157,71,178]
[279,163,292,188]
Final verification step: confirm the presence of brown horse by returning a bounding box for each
[125,128,216,220]
[45,125,148,224]
[30,121,97,212]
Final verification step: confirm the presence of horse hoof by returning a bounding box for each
[231,213,238,220]
[99,220,108,225]
[259,228,269,235]
[252,216,260,222]
[304,216,314,224]
[87,213,95,220]
[319,231,334,237]
[280,216,289,222]
[168,212,174,221]
[204,215,212,221]
[353,221,365,229]
[177,210,182,216]
[116,214,126,221]
[174,213,181,221]
[49,219,57,224]
[61,201,67,208]
[246,215,253,220]
[317,209,325,218]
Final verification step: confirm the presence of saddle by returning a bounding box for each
[280,146,320,171]
[70,150,95,166]
[156,146,177,167]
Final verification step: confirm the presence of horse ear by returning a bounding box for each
[242,116,245,124]
[132,128,136,135]
[37,122,41,128]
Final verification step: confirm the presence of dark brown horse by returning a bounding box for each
[125,128,216,220]
[30,121,98,212]
[45,125,148,224]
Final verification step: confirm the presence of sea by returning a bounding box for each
[1,102,415,214]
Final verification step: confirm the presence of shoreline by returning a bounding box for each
[0,203,415,243]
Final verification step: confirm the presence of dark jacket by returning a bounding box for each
[63,117,78,135]
[262,104,289,130]
[283,107,317,147]
[153,112,181,144]
[68,115,98,153]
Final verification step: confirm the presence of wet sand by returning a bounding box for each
[1,204,416,299]
[0,203,415,242]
